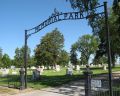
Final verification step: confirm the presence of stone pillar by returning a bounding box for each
[19,67,25,90]
[83,65,93,96]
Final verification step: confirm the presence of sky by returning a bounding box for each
[0,0,113,59]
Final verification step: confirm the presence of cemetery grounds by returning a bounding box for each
[0,65,120,95]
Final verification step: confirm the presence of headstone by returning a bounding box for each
[40,66,44,75]
[90,64,93,67]
[76,65,80,71]
[49,66,51,69]
[6,69,9,74]
[73,65,75,69]
[12,71,17,75]
[98,64,102,67]
[41,65,44,69]
[83,65,86,67]
[10,66,15,69]
[66,67,73,75]
[32,68,40,80]
[31,66,36,70]
[55,65,60,72]
[1,69,9,77]
[66,63,73,75]
[44,66,47,69]
[103,65,107,70]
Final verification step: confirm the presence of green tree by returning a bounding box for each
[2,54,11,68]
[14,48,21,67]
[93,55,107,65]
[113,0,120,15]
[14,46,31,67]
[28,55,36,68]
[0,47,2,58]
[0,48,3,67]
[80,52,87,65]
[58,50,70,66]
[67,0,120,67]
[66,0,99,13]
[70,44,78,67]
[35,28,64,67]
[75,34,99,64]
[94,10,120,67]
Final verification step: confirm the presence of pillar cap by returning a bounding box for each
[83,65,93,74]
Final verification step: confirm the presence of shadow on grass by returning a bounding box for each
[27,74,85,96]
[0,74,84,89]
[0,75,20,88]
[27,74,84,88]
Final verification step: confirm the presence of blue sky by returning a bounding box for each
[0,0,113,59]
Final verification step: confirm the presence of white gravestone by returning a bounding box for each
[55,65,60,72]
[49,66,51,69]
[76,65,80,71]
[103,65,107,70]
[44,67,47,69]
[31,66,36,70]
[41,66,45,70]
[1,69,9,77]
[39,66,44,75]
[66,63,73,75]
[12,71,17,75]
[98,64,102,67]
[90,64,94,67]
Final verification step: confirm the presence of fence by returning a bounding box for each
[91,79,120,96]
[8,74,21,89]
[83,66,120,96]
[0,68,24,90]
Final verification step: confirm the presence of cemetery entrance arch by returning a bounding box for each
[24,2,112,95]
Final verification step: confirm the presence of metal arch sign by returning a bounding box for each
[34,12,85,32]
[27,8,104,37]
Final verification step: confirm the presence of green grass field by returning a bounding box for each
[0,66,120,89]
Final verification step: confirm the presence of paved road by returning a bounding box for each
[13,80,85,96]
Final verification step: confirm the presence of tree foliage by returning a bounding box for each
[93,55,107,65]
[113,0,120,15]
[66,0,99,13]
[67,0,120,67]
[70,44,78,66]
[1,54,11,68]
[35,28,64,67]
[0,48,3,67]
[13,46,32,67]
[58,50,70,66]
[94,11,120,67]
[72,34,99,65]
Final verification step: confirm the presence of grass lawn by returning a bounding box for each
[27,68,83,89]
[0,66,120,89]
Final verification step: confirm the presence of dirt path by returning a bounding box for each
[1,80,85,96]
